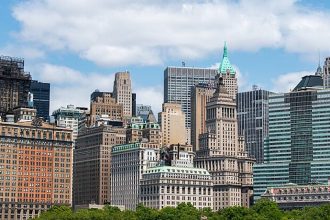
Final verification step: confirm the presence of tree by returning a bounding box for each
[252,198,283,220]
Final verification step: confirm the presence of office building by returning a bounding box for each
[110,142,160,210]
[261,183,330,210]
[135,104,154,122]
[253,75,330,201]
[89,92,123,126]
[12,106,37,122]
[194,76,255,210]
[30,80,50,120]
[113,72,132,117]
[191,83,216,152]
[132,93,136,117]
[73,125,126,206]
[52,105,86,142]
[0,119,73,220]
[0,56,31,119]
[158,103,186,146]
[323,57,330,88]
[140,144,213,209]
[237,87,270,163]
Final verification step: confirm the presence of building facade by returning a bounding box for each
[113,72,132,117]
[110,142,160,210]
[158,103,186,146]
[237,87,270,163]
[191,83,216,152]
[140,144,213,210]
[194,76,255,210]
[126,119,162,144]
[253,75,330,201]
[52,105,86,142]
[89,92,123,126]
[323,57,330,88]
[0,56,31,119]
[73,125,126,206]
[30,80,50,120]
[0,120,73,220]
[261,183,330,210]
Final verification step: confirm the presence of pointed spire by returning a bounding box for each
[223,41,228,58]
[218,41,235,75]
[315,50,323,76]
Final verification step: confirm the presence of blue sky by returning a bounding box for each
[1,0,330,113]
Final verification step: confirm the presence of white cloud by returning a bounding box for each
[29,63,163,114]
[11,0,330,66]
[0,44,45,60]
[271,71,312,92]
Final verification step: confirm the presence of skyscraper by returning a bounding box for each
[0,56,31,119]
[253,75,330,201]
[30,80,50,120]
[73,125,126,206]
[237,87,270,163]
[191,83,216,152]
[113,72,132,117]
[164,43,237,143]
[158,103,186,146]
[194,76,255,210]
[323,57,330,88]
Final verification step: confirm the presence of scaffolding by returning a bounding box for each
[0,56,32,118]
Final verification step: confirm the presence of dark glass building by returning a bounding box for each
[30,80,50,120]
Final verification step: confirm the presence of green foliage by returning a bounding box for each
[33,201,330,220]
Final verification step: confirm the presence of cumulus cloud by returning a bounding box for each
[271,71,312,92]
[11,0,330,66]
[0,44,45,60]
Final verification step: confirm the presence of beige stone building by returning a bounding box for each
[89,92,123,126]
[159,103,186,146]
[194,76,255,211]
[110,142,160,210]
[113,72,132,117]
[0,120,73,220]
[191,84,215,152]
[140,144,213,209]
[126,117,162,144]
[73,125,126,207]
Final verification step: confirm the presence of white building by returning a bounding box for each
[110,142,160,210]
[52,104,87,141]
[140,144,213,210]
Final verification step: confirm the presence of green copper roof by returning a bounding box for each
[219,42,235,75]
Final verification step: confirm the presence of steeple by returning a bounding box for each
[218,42,235,75]
[315,51,323,76]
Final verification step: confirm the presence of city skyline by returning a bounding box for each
[1,1,330,114]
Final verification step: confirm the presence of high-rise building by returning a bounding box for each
[30,80,50,120]
[113,72,132,117]
[323,57,330,88]
[237,87,270,163]
[164,67,216,141]
[73,125,126,206]
[218,42,238,100]
[253,75,330,201]
[135,104,154,122]
[194,76,255,210]
[52,105,86,142]
[140,144,213,210]
[132,93,136,117]
[0,56,31,119]
[158,103,186,146]
[89,92,123,126]
[191,83,216,152]
[0,119,73,220]
[164,43,237,143]
[110,142,160,210]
